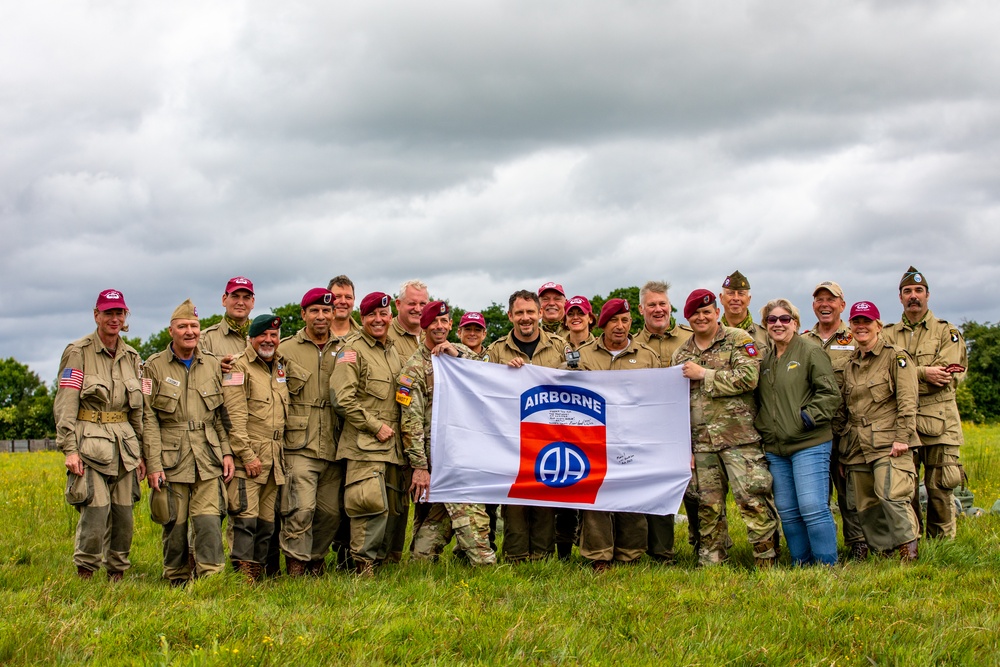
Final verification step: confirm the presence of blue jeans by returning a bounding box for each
[765,441,838,565]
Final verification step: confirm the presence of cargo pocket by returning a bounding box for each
[867,379,893,404]
[280,473,300,517]
[125,378,143,410]
[844,467,858,512]
[228,478,248,515]
[78,424,115,466]
[344,466,388,518]
[131,470,142,503]
[160,432,182,470]
[887,456,917,502]
[931,446,962,491]
[283,413,309,451]
[65,470,93,507]
[198,379,224,412]
[916,412,946,438]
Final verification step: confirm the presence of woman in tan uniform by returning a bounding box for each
[836,301,920,561]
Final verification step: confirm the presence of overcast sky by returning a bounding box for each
[3,1,998,381]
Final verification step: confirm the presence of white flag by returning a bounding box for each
[429,355,691,514]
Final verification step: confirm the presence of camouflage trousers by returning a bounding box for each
[161,477,226,581]
[70,463,140,574]
[846,454,919,551]
[686,445,778,566]
[580,510,647,563]
[411,502,496,565]
[910,445,962,540]
[279,454,343,562]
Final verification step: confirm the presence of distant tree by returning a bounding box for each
[0,358,54,438]
[589,286,644,335]
[130,314,224,360]
[481,302,514,344]
[962,321,1000,422]
[272,303,305,338]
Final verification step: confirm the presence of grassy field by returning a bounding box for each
[2,426,1000,666]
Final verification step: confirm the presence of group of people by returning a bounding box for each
[53,266,967,583]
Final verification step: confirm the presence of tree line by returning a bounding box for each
[4,289,999,438]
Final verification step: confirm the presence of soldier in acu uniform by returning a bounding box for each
[884,268,967,540]
[55,289,145,581]
[278,289,345,576]
[673,289,779,567]
[222,314,291,581]
[143,300,234,586]
[635,280,693,563]
[573,299,660,571]
[836,301,920,561]
[402,301,496,566]
[330,292,406,576]
[486,290,568,562]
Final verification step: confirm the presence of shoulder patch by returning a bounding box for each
[897,355,907,368]
[744,342,758,357]
[141,378,152,395]
[398,374,414,387]
[836,333,853,345]
[950,328,960,343]
[396,386,412,406]
[222,372,245,386]
[59,368,84,390]
[337,350,357,364]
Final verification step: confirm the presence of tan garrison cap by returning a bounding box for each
[170,299,199,321]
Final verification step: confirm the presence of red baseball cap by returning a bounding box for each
[459,312,487,329]
[95,289,128,312]
[225,276,254,295]
[849,301,881,321]
[538,282,565,297]
[564,295,596,324]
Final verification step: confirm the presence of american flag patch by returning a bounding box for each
[59,368,84,390]
[337,350,357,364]
[222,372,245,386]
[141,378,153,395]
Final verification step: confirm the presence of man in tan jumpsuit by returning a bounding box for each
[278,288,344,576]
[485,290,568,561]
[55,289,145,581]
[222,313,291,581]
[143,299,234,585]
[635,280,693,563]
[884,267,967,540]
[574,298,660,570]
[201,276,255,361]
[331,292,406,576]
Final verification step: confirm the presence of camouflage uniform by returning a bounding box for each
[673,326,778,566]
[330,330,405,567]
[835,337,920,551]
[541,319,571,339]
[222,343,290,569]
[724,310,771,353]
[635,320,694,561]
[278,328,345,572]
[574,336,659,563]
[399,343,496,565]
[143,345,230,581]
[54,331,144,576]
[884,311,966,539]
[486,330,567,561]
[803,321,868,549]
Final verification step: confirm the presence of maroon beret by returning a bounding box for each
[359,292,391,316]
[420,301,450,329]
[597,298,630,329]
[301,287,333,309]
[684,289,716,319]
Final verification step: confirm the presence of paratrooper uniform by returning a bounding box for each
[55,331,144,577]
[143,342,230,581]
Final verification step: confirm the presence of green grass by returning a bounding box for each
[2,425,1000,666]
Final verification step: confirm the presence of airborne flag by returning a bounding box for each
[428,355,691,515]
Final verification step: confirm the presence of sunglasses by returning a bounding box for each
[766,315,794,325]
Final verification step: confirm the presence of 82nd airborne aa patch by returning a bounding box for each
[744,343,758,357]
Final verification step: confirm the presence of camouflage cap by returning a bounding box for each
[899,266,927,290]
[170,299,198,321]
[248,313,281,338]
[722,270,750,290]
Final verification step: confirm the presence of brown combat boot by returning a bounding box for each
[898,540,918,563]
[306,559,326,576]
[107,571,123,583]
[755,556,778,569]
[848,542,870,561]
[591,560,613,573]
[354,560,375,578]
[76,566,94,580]
[286,558,307,577]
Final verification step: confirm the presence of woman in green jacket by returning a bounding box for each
[755,299,841,565]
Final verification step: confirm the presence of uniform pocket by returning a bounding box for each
[151,390,180,414]
[198,378,224,412]
[81,376,110,404]
[344,467,388,518]
[365,367,392,400]
[285,366,311,397]
[125,378,143,410]
[283,413,309,451]
[916,412,946,437]
[78,424,115,465]
[867,380,893,404]
[228,478,248,514]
